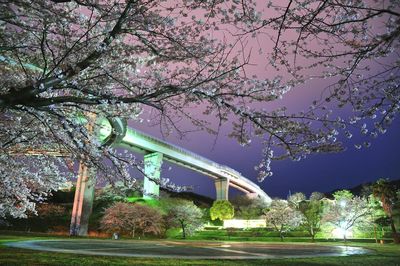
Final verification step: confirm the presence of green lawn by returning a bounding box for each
[1,234,399,265]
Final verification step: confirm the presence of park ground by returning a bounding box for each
[1,234,400,265]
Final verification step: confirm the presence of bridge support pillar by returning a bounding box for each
[70,162,96,236]
[215,178,229,200]
[143,152,163,199]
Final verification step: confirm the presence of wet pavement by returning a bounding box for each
[6,239,371,259]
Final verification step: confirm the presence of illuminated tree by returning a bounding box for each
[263,199,304,241]
[231,195,264,220]
[166,201,203,239]
[372,179,400,244]
[367,194,388,243]
[100,202,163,237]
[296,192,325,242]
[210,200,235,221]
[96,180,141,204]
[259,0,400,146]
[1,0,399,219]
[100,202,134,236]
[133,204,164,237]
[0,156,68,219]
[288,192,306,209]
[322,190,370,242]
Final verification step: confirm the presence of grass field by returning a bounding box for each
[1,234,399,265]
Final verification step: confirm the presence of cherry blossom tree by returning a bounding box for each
[1,0,399,219]
[257,0,400,150]
[0,156,68,218]
[100,202,163,237]
[166,200,203,238]
[263,199,304,241]
[322,190,370,242]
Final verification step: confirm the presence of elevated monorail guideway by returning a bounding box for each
[98,118,271,203]
[71,116,271,236]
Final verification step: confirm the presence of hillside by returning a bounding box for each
[326,178,400,198]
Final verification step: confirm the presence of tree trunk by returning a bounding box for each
[389,219,400,244]
[279,231,284,241]
[181,222,186,239]
[310,227,315,242]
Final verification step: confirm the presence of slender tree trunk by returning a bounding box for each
[374,224,377,243]
[181,222,186,239]
[279,231,283,241]
[389,218,400,244]
[310,227,315,242]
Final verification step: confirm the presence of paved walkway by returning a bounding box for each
[6,239,371,259]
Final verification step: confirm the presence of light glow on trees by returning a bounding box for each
[332,227,353,240]
[1,0,399,219]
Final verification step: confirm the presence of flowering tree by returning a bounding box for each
[322,190,370,241]
[263,199,304,241]
[289,192,325,241]
[100,202,163,237]
[1,0,399,218]
[100,202,133,236]
[260,0,400,141]
[0,156,68,218]
[166,200,203,238]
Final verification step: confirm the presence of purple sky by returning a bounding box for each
[129,55,400,199]
[131,110,400,199]
[127,2,400,200]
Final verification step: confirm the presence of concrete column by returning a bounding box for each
[215,178,229,200]
[70,162,96,236]
[143,152,163,199]
[70,112,96,236]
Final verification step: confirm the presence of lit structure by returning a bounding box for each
[69,117,271,236]
[97,117,271,203]
[223,219,267,229]
[2,55,272,235]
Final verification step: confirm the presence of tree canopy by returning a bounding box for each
[210,200,235,221]
[1,0,399,218]
[166,200,203,238]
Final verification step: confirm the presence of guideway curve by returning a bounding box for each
[7,239,371,260]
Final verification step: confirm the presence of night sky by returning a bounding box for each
[131,105,400,200]
[128,52,400,200]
